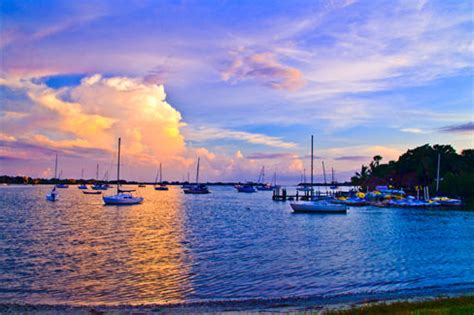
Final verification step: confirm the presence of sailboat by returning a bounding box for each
[181,172,192,189]
[47,154,61,201]
[154,163,169,191]
[91,164,107,190]
[78,168,87,189]
[330,167,338,190]
[297,168,313,192]
[236,182,257,193]
[183,157,210,194]
[46,185,59,201]
[255,166,273,191]
[52,154,68,188]
[291,136,347,214]
[103,138,144,205]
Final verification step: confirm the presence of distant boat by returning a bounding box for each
[55,162,68,189]
[236,182,257,193]
[78,169,87,189]
[46,186,59,202]
[291,200,347,214]
[83,190,101,195]
[138,184,146,187]
[255,166,273,191]
[154,163,169,191]
[91,164,108,190]
[297,168,313,192]
[329,167,338,190]
[103,138,144,205]
[183,157,210,194]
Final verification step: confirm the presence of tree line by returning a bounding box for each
[351,144,474,200]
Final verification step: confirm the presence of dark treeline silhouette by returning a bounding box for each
[351,144,474,200]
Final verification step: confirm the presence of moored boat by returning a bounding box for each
[154,163,169,191]
[46,186,59,202]
[236,182,256,193]
[291,200,348,214]
[83,191,102,195]
[183,157,210,194]
[103,138,144,205]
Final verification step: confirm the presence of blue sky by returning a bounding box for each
[0,0,472,182]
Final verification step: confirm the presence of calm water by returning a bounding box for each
[0,185,473,306]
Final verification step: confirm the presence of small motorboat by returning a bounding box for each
[46,187,59,202]
[291,200,348,214]
[138,184,146,188]
[83,190,102,195]
[236,183,256,193]
[55,183,69,188]
[78,184,88,189]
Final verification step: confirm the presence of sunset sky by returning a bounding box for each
[1,0,472,183]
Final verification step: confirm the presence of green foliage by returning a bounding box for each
[351,144,474,199]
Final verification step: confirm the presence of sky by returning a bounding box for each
[0,0,473,183]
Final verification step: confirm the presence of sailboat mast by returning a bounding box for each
[96,164,99,181]
[436,153,441,193]
[196,157,200,183]
[54,153,58,179]
[160,163,162,183]
[81,168,84,179]
[322,161,327,184]
[117,138,121,194]
[310,135,314,199]
[331,167,334,183]
[262,166,265,183]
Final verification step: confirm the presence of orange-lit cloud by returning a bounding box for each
[222,51,305,91]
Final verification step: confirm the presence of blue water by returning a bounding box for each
[0,185,473,306]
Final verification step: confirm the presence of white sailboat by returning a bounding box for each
[46,155,60,201]
[154,163,169,191]
[46,185,58,201]
[183,157,210,194]
[291,135,347,214]
[103,138,144,205]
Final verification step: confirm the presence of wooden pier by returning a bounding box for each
[272,187,337,201]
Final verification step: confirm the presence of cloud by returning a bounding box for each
[334,155,369,161]
[246,152,298,160]
[222,51,305,90]
[184,126,297,149]
[439,122,474,134]
[0,74,186,165]
[400,128,429,134]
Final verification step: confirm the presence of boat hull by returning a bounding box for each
[83,191,102,195]
[154,186,169,191]
[291,201,347,214]
[46,193,58,201]
[236,187,257,193]
[103,194,143,205]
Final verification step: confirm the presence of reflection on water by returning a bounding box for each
[0,185,473,306]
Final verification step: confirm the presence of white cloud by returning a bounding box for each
[183,125,297,149]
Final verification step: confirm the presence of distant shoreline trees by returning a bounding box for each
[351,144,474,200]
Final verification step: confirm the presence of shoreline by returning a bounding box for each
[1,294,473,314]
